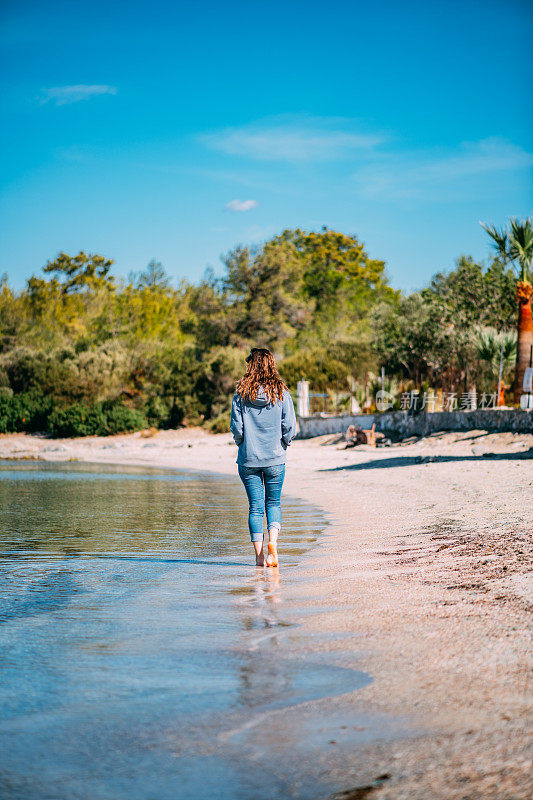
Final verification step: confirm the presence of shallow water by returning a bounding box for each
[0,461,375,800]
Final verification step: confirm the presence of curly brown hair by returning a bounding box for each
[236,348,286,404]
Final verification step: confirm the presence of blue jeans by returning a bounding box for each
[238,464,286,542]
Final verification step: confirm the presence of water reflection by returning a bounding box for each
[231,567,295,711]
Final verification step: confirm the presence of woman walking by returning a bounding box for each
[230,347,297,567]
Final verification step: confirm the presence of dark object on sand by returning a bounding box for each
[345,423,376,447]
[376,437,392,447]
[330,773,391,799]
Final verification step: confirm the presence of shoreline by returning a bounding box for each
[1,428,532,799]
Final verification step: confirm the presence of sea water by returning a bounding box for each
[0,461,374,800]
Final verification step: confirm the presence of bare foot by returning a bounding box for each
[266,542,278,567]
[253,540,265,566]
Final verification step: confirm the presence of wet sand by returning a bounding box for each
[1,428,532,799]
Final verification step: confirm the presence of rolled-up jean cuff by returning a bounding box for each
[267,522,281,531]
[250,533,263,543]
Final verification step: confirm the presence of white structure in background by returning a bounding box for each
[297,380,309,417]
[350,396,361,414]
[520,367,533,410]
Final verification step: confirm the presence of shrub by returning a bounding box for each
[194,346,244,418]
[103,403,147,434]
[47,402,147,438]
[143,396,170,428]
[0,390,52,433]
[0,395,20,432]
[47,403,107,437]
[1,348,47,394]
[279,348,350,390]
[206,412,230,434]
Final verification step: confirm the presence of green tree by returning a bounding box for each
[222,238,309,348]
[44,251,115,294]
[371,255,516,391]
[475,328,516,394]
[0,275,23,351]
[135,259,170,290]
[481,218,533,401]
[293,227,393,315]
[423,255,515,332]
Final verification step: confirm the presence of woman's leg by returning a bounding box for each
[238,466,265,564]
[262,464,285,566]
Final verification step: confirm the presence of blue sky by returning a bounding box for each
[0,0,532,292]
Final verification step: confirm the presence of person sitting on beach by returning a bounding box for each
[230,347,297,568]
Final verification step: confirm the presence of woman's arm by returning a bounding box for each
[281,389,297,446]
[230,393,244,444]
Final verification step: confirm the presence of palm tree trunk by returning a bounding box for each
[513,280,533,403]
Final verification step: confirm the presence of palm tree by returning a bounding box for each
[475,327,516,403]
[481,218,533,403]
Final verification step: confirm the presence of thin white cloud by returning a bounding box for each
[225,199,259,212]
[202,117,384,162]
[355,138,533,199]
[40,85,117,106]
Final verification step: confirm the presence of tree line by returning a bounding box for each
[0,223,528,437]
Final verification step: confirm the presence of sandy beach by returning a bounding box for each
[2,428,532,799]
